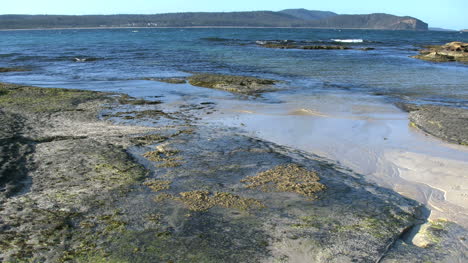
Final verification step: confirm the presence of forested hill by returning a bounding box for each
[0,9,428,30]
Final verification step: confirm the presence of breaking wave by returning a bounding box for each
[332,39,364,43]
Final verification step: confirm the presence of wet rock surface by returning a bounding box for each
[0,83,466,262]
[412,42,468,62]
[188,73,277,95]
[382,219,468,262]
[143,77,187,84]
[397,103,468,145]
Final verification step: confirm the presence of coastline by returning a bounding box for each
[0,26,430,31]
[1,82,465,262]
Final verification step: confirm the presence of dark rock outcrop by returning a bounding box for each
[397,103,468,145]
[188,73,277,94]
[412,42,468,62]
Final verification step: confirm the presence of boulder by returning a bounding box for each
[412,42,468,62]
[188,73,277,94]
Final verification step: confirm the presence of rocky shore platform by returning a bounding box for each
[412,42,468,62]
[1,82,466,262]
[397,102,468,145]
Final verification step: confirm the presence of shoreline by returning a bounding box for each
[0,26,430,31]
[1,82,465,262]
[200,89,468,227]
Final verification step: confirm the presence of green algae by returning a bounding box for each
[117,94,162,105]
[242,164,326,198]
[0,83,107,113]
[110,109,172,120]
[99,212,128,234]
[143,179,171,192]
[131,134,169,146]
[154,190,265,212]
[415,219,452,247]
[188,73,276,94]
[143,147,183,168]
[93,162,145,186]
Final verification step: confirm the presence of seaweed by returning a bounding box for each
[241,164,326,198]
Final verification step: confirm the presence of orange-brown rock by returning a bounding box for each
[412,42,468,62]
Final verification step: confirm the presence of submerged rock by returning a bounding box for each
[0,67,30,73]
[188,73,277,94]
[258,42,351,50]
[143,77,187,84]
[397,103,468,145]
[412,42,468,62]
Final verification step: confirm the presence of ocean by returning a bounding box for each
[1,28,468,107]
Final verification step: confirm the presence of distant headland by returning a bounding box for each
[0,9,428,30]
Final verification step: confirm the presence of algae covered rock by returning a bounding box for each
[381,219,468,262]
[143,77,187,84]
[398,103,468,145]
[242,164,326,198]
[188,73,277,94]
[2,83,459,262]
[412,42,468,62]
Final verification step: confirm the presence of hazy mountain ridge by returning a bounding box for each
[307,13,428,30]
[0,10,428,30]
[279,9,338,20]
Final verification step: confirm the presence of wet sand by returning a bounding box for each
[202,91,468,227]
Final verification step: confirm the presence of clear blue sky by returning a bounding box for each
[2,0,467,29]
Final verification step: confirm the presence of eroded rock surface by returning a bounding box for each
[397,102,468,145]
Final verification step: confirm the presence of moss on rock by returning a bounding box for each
[241,164,326,198]
[143,179,171,192]
[154,190,265,212]
[0,83,107,113]
[188,73,276,95]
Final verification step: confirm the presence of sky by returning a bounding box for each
[1,0,467,30]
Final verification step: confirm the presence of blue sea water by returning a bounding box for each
[0,28,468,106]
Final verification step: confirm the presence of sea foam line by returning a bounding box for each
[332,39,364,43]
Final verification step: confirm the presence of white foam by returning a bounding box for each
[332,39,364,43]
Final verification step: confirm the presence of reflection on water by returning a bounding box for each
[204,91,468,226]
